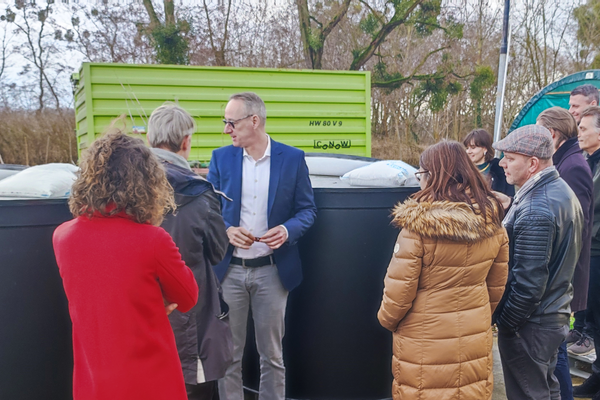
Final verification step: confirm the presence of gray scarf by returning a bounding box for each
[150,148,191,171]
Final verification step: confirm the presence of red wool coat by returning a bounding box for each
[53,214,198,400]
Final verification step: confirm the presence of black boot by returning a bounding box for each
[575,372,600,398]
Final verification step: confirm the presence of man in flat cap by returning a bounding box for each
[492,125,583,400]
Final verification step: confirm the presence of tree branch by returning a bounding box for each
[219,0,232,65]
[164,0,175,26]
[322,0,351,38]
[414,46,448,74]
[142,0,160,28]
[296,0,313,69]
[309,15,323,29]
[350,0,424,70]
[372,46,450,88]
[357,0,385,25]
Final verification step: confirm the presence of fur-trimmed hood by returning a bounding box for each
[392,198,502,242]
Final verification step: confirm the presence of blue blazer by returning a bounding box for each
[207,139,317,291]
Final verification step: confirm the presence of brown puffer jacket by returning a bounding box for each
[378,199,509,400]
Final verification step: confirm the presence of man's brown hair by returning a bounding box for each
[537,107,578,144]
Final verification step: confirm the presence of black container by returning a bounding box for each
[0,185,418,400]
[0,199,73,400]
[242,186,418,400]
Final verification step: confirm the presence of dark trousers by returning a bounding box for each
[589,255,600,373]
[574,310,587,333]
[554,341,573,400]
[498,321,568,400]
[186,380,219,400]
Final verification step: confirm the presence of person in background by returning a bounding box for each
[564,87,600,360]
[53,130,198,400]
[537,107,593,400]
[207,92,317,400]
[147,103,232,400]
[463,129,515,196]
[378,140,509,399]
[492,125,582,400]
[572,106,600,400]
[569,84,599,124]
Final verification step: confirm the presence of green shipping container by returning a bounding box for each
[73,63,372,161]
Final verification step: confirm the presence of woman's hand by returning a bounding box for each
[163,297,178,315]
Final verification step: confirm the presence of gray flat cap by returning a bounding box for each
[493,125,553,159]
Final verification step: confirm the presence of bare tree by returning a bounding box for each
[296,0,351,69]
[4,2,63,110]
[141,0,189,64]
[202,0,232,66]
[70,3,154,64]
[516,0,574,90]
[0,21,13,83]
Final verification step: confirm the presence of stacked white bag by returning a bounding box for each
[341,160,419,187]
[0,163,79,199]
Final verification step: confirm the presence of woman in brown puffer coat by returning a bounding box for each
[378,140,509,400]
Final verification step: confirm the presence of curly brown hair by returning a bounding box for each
[69,129,176,226]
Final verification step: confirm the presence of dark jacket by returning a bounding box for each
[493,169,583,332]
[587,149,600,256]
[554,137,593,312]
[207,139,317,291]
[160,162,233,384]
[489,158,515,196]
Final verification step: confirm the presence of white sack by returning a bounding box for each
[306,156,373,176]
[0,163,78,198]
[341,160,419,187]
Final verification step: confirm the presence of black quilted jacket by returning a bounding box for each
[493,169,583,331]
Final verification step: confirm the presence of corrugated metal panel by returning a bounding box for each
[74,63,372,160]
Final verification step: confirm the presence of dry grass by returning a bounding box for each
[0,110,421,168]
[371,133,428,167]
[0,109,77,166]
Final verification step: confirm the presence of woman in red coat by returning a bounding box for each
[53,131,198,400]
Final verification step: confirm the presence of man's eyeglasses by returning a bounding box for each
[222,114,253,129]
[414,170,429,182]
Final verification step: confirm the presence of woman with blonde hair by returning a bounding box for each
[378,140,509,399]
[53,130,198,400]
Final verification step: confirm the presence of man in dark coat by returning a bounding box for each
[573,106,600,400]
[537,107,593,399]
[148,103,232,400]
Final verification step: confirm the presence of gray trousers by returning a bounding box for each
[218,263,289,400]
[498,321,568,400]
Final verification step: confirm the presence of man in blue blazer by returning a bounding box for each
[207,92,316,400]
